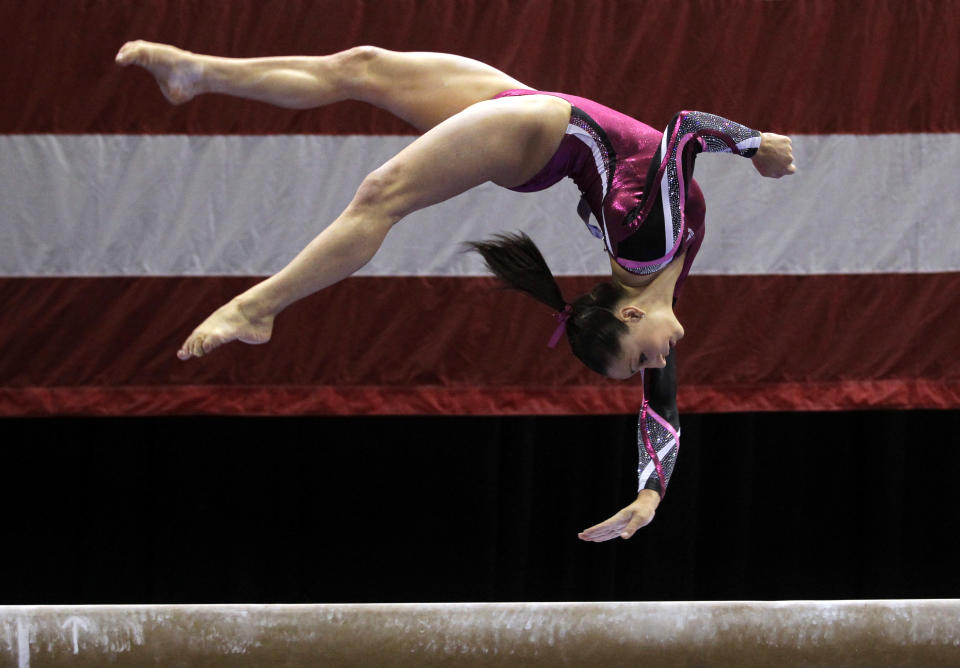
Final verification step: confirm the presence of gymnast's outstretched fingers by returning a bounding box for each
[578,490,660,542]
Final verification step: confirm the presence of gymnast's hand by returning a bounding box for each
[578,489,661,542]
[752,132,796,178]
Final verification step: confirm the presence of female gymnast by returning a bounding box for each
[116,41,795,543]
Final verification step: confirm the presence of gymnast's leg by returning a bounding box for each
[115,41,532,131]
[174,93,571,359]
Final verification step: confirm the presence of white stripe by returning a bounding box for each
[660,157,675,257]
[565,124,616,257]
[1,133,957,277]
[566,124,609,198]
[637,440,676,490]
[736,135,762,152]
[659,131,674,254]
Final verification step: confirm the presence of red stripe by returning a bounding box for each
[2,273,958,415]
[1,0,956,134]
[3,379,959,418]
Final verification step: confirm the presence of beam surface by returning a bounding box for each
[2,601,960,667]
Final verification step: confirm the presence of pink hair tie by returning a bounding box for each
[547,304,573,348]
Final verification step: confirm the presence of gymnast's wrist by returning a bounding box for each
[637,489,661,506]
[752,132,769,158]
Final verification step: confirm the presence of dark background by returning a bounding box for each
[3,410,958,604]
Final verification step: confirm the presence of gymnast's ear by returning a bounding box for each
[618,306,645,322]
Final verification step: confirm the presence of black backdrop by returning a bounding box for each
[3,411,959,604]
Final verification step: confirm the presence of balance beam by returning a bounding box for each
[3,601,959,667]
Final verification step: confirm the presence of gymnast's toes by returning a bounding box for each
[115,40,200,104]
[114,41,135,65]
[115,40,152,66]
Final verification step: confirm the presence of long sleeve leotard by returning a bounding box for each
[629,110,760,498]
[494,90,761,497]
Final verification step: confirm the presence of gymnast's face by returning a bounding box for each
[606,306,683,380]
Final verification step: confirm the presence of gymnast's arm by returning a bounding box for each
[636,349,680,496]
[577,350,679,543]
[666,110,795,178]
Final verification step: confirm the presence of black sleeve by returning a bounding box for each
[637,349,681,497]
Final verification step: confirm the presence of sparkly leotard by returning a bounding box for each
[495,89,760,300]
[495,90,762,497]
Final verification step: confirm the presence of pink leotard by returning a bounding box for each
[495,90,762,497]
[495,89,761,302]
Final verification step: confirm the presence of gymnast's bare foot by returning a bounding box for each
[177,299,274,360]
[115,40,204,104]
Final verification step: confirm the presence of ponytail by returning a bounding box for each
[466,232,628,376]
[466,232,565,311]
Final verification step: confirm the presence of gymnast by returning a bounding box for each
[116,41,795,542]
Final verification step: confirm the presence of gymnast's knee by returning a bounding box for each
[347,166,408,226]
[336,45,387,97]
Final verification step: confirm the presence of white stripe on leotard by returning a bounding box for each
[637,440,677,490]
[567,124,616,257]
[737,135,762,153]
[659,131,674,257]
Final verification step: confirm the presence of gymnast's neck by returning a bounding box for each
[609,252,687,309]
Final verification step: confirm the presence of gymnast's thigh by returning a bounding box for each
[356,94,571,221]
[353,47,534,132]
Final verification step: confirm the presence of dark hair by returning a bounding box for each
[466,232,628,376]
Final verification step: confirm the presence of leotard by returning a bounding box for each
[495,89,760,300]
[495,90,762,497]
